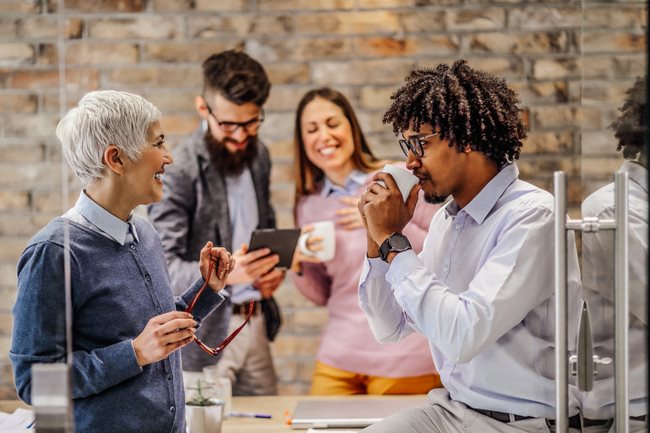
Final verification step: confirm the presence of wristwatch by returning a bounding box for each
[379,233,412,263]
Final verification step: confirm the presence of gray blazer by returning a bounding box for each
[148,127,276,371]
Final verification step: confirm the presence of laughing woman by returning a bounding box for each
[290,87,442,395]
[10,90,234,433]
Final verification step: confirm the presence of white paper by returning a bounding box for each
[0,407,34,431]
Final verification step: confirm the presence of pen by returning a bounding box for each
[26,420,35,428]
[229,411,272,419]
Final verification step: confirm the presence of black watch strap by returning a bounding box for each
[379,233,412,262]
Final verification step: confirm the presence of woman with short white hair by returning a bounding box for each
[10,90,234,433]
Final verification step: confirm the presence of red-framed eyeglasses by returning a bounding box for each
[185,260,254,356]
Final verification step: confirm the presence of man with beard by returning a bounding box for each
[149,50,282,396]
[356,60,582,432]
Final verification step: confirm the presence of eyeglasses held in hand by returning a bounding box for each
[185,260,254,356]
[203,98,265,134]
[398,132,439,158]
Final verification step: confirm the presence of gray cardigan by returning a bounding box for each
[148,127,276,371]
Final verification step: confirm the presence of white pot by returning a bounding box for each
[186,400,224,433]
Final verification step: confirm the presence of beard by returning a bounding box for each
[424,193,450,205]
[205,129,259,176]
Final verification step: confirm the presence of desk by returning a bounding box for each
[224,395,424,433]
[1,395,425,432]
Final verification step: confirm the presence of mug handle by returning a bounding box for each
[298,232,316,256]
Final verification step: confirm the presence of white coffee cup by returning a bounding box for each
[379,163,419,203]
[298,220,336,262]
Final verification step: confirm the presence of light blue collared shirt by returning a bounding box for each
[63,190,139,246]
[359,163,582,418]
[320,170,367,198]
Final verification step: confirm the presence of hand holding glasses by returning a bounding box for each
[186,244,254,356]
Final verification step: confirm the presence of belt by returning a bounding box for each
[583,415,646,427]
[232,301,258,315]
[475,409,581,429]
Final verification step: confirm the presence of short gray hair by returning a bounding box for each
[56,90,161,185]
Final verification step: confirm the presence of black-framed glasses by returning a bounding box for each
[398,132,439,158]
[204,98,265,134]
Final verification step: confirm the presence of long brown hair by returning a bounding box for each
[293,87,383,212]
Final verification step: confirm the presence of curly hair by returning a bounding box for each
[611,76,646,160]
[383,59,526,168]
[202,49,270,106]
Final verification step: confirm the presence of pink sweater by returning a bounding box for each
[291,171,439,378]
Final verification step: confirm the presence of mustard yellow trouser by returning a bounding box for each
[309,361,443,395]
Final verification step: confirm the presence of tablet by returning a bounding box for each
[248,228,301,269]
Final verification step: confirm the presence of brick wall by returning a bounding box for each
[0,0,645,398]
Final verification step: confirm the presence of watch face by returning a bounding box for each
[389,234,410,250]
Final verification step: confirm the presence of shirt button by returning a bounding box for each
[156,307,162,314]
[130,244,136,250]
[170,406,175,413]
[167,374,173,380]
[145,274,151,282]
[455,224,461,230]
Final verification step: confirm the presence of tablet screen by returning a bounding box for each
[248,228,301,268]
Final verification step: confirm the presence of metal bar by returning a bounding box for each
[614,171,630,433]
[554,171,569,433]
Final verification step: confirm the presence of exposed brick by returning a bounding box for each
[399,10,447,33]
[265,85,313,111]
[195,0,246,11]
[0,162,62,189]
[2,114,60,139]
[469,31,568,54]
[270,185,295,207]
[517,156,576,179]
[152,0,194,12]
[0,143,44,162]
[292,308,328,329]
[510,80,570,105]
[296,11,400,34]
[0,0,41,13]
[0,94,37,113]
[356,34,460,57]
[582,30,646,54]
[274,357,299,382]
[0,238,29,261]
[9,69,99,91]
[47,0,145,13]
[581,156,625,178]
[507,7,581,30]
[266,63,310,85]
[359,85,395,110]
[37,44,57,65]
[160,115,199,136]
[446,8,505,31]
[270,158,295,184]
[271,334,320,357]
[144,41,240,63]
[0,313,12,337]
[0,214,56,237]
[90,17,181,39]
[521,131,574,154]
[312,59,415,86]
[143,91,198,113]
[106,66,203,88]
[13,17,83,39]
[266,137,295,160]
[258,0,354,11]
[358,0,420,7]
[582,7,646,29]
[0,43,34,66]
[531,105,579,129]
[0,191,30,211]
[246,38,351,62]
[65,43,139,65]
[581,130,618,155]
[32,190,78,213]
[532,58,581,80]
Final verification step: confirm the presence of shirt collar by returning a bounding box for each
[445,163,519,224]
[622,160,648,193]
[320,169,367,197]
[74,190,139,245]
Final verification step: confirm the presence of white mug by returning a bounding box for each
[298,220,336,262]
[379,163,419,203]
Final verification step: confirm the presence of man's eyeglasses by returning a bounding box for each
[398,132,439,158]
[203,98,265,134]
[185,260,254,356]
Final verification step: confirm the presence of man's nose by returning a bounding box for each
[230,126,249,142]
[405,150,421,170]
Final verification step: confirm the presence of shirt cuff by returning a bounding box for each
[386,249,419,286]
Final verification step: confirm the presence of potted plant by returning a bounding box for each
[185,379,225,433]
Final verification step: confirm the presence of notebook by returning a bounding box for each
[290,397,427,429]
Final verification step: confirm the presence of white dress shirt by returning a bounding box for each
[581,160,648,418]
[359,163,582,418]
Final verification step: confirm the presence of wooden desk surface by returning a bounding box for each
[0,395,425,433]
